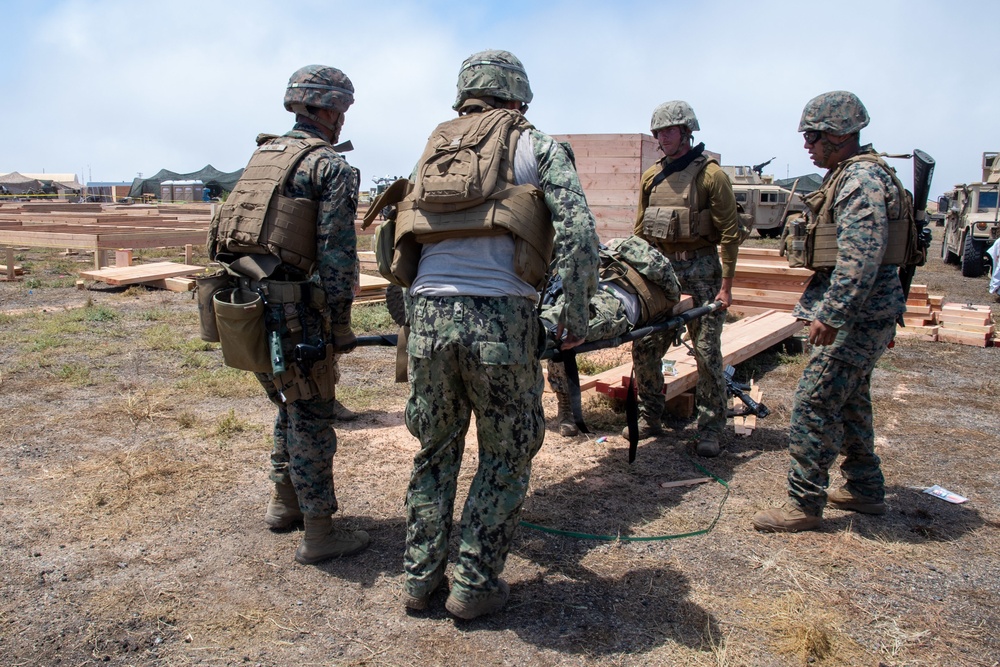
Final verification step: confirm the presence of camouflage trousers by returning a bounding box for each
[632,253,726,433]
[257,357,341,518]
[403,295,544,599]
[787,318,896,515]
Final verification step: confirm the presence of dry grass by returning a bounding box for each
[1,240,999,666]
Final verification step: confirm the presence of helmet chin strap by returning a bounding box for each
[291,105,340,142]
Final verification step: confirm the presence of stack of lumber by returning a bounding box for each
[551,134,662,240]
[579,309,804,404]
[355,273,390,304]
[937,304,995,347]
[895,284,941,341]
[730,247,812,315]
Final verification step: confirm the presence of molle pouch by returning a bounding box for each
[308,344,338,400]
[213,288,272,372]
[781,214,810,269]
[195,266,234,342]
[642,207,688,243]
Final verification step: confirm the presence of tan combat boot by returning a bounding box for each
[445,579,510,620]
[402,562,448,612]
[555,390,579,437]
[294,516,370,564]
[752,503,822,533]
[827,485,887,515]
[332,399,358,421]
[264,481,303,530]
[620,416,663,440]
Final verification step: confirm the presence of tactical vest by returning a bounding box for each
[784,152,916,270]
[211,134,328,278]
[640,154,718,248]
[599,236,680,327]
[389,107,553,288]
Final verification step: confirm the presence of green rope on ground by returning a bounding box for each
[519,457,730,542]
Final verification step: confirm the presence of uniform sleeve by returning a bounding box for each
[813,164,888,329]
[532,130,599,338]
[310,153,360,328]
[700,164,740,278]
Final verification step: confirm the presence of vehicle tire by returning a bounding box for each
[385,283,407,327]
[960,233,986,277]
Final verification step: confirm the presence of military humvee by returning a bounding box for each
[722,163,805,239]
[939,152,1000,278]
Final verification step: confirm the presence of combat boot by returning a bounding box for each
[620,416,662,440]
[445,579,510,620]
[752,503,822,533]
[264,481,303,530]
[332,399,358,422]
[402,562,448,612]
[555,390,579,437]
[827,486,886,515]
[294,516,370,564]
[696,433,721,458]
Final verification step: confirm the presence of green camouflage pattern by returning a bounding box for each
[632,252,727,433]
[650,100,700,133]
[283,65,355,114]
[784,144,904,515]
[402,116,598,601]
[798,90,869,135]
[532,128,600,337]
[453,49,533,110]
[259,371,340,517]
[786,318,896,515]
[255,119,358,518]
[792,151,906,336]
[403,295,544,599]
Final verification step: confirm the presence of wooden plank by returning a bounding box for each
[79,261,204,285]
[144,276,197,292]
[938,329,991,347]
[585,311,804,400]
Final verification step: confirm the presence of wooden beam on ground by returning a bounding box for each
[587,310,804,401]
[79,261,204,286]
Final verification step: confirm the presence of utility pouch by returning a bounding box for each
[213,288,271,372]
[781,213,810,269]
[310,344,338,400]
[195,266,234,342]
[642,207,685,242]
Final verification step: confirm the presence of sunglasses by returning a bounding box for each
[803,130,823,145]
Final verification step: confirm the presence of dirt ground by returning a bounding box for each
[1,224,999,667]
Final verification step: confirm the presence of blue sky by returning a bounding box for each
[2,0,998,198]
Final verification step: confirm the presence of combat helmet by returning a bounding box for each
[453,49,533,110]
[798,91,869,136]
[284,65,355,115]
[650,100,700,133]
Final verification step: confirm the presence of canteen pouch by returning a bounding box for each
[213,288,271,372]
[195,266,234,342]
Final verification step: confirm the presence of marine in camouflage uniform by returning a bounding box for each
[753,91,906,533]
[212,65,368,562]
[546,235,682,436]
[631,101,740,457]
[402,50,599,619]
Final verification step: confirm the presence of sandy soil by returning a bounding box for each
[1,226,999,667]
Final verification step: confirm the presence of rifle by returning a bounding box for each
[897,149,935,325]
[752,157,776,177]
[724,365,769,418]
